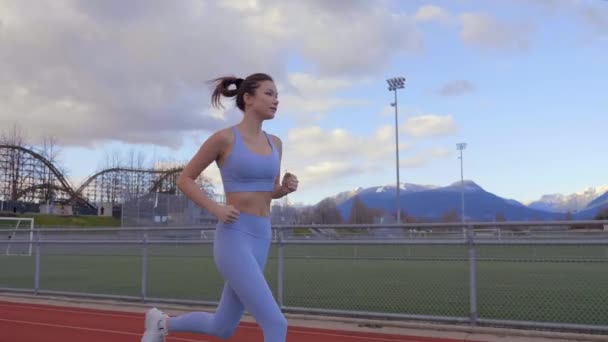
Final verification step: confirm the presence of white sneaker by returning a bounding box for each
[141,307,169,342]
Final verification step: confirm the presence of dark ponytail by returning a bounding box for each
[209,73,274,111]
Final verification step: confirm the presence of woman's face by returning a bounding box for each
[245,80,279,120]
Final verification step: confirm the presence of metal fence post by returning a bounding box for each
[34,231,41,295]
[141,230,148,302]
[277,229,284,308]
[467,225,478,325]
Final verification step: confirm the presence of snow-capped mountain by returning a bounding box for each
[316,181,608,221]
[439,180,485,192]
[369,183,437,194]
[526,185,608,213]
[331,183,436,205]
[373,183,438,193]
[276,181,607,223]
[333,180,565,221]
[587,191,608,209]
[331,187,364,205]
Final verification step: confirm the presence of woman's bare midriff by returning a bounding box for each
[225,192,273,217]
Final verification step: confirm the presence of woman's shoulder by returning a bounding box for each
[266,132,282,147]
[207,126,235,147]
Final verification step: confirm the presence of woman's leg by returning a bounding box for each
[168,282,245,339]
[167,222,250,338]
[214,228,287,342]
[144,215,286,342]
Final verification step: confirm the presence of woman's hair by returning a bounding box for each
[210,73,274,111]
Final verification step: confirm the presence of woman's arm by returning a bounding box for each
[177,130,227,216]
[271,135,288,199]
[270,135,297,199]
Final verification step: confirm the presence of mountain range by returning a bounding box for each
[525,185,608,213]
[325,181,608,221]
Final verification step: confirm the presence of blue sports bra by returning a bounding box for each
[219,126,280,193]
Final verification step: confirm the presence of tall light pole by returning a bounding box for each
[456,143,467,223]
[387,77,406,223]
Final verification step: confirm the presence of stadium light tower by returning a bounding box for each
[387,76,406,223]
[456,142,467,222]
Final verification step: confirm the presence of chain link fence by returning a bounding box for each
[120,192,224,228]
[1,221,607,334]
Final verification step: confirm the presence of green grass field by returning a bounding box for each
[1,243,607,327]
[0,213,120,227]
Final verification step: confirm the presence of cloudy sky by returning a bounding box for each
[1,0,607,205]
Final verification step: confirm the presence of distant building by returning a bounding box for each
[97,203,113,217]
[39,203,73,216]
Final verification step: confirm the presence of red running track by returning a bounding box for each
[0,301,481,342]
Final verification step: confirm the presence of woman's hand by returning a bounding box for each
[281,172,299,193]
[212,204,240,223]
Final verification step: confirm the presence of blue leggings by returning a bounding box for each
[169,212,287,341]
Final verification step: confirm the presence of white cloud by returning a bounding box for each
[270,1,425,75]
[220,0,425,75]
[413,5,540,53]
[0,0,424,148]
[430,147,452,158]
[278,124,423,192]
[378,105,395,118]
[415,5,452,24]
[277,73,367,124]
[401,155,428,168]
[220,0,259,11]
[284,73,353,96]
[285,125,412,164]
[300,161,363,186]
[460,12,534,52]
[400,147,453,168]
[402,115,458,137]
[286,126,366,160]
[0,0,289,147]
[576,2,608,35]
[375,125,395,143]
[520,0,608,35]
[371,125,413,161]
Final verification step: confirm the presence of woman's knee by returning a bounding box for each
[262,312,288,334]
[214,322,239,339]
[277,314,288,332]
[216,327,237,339]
